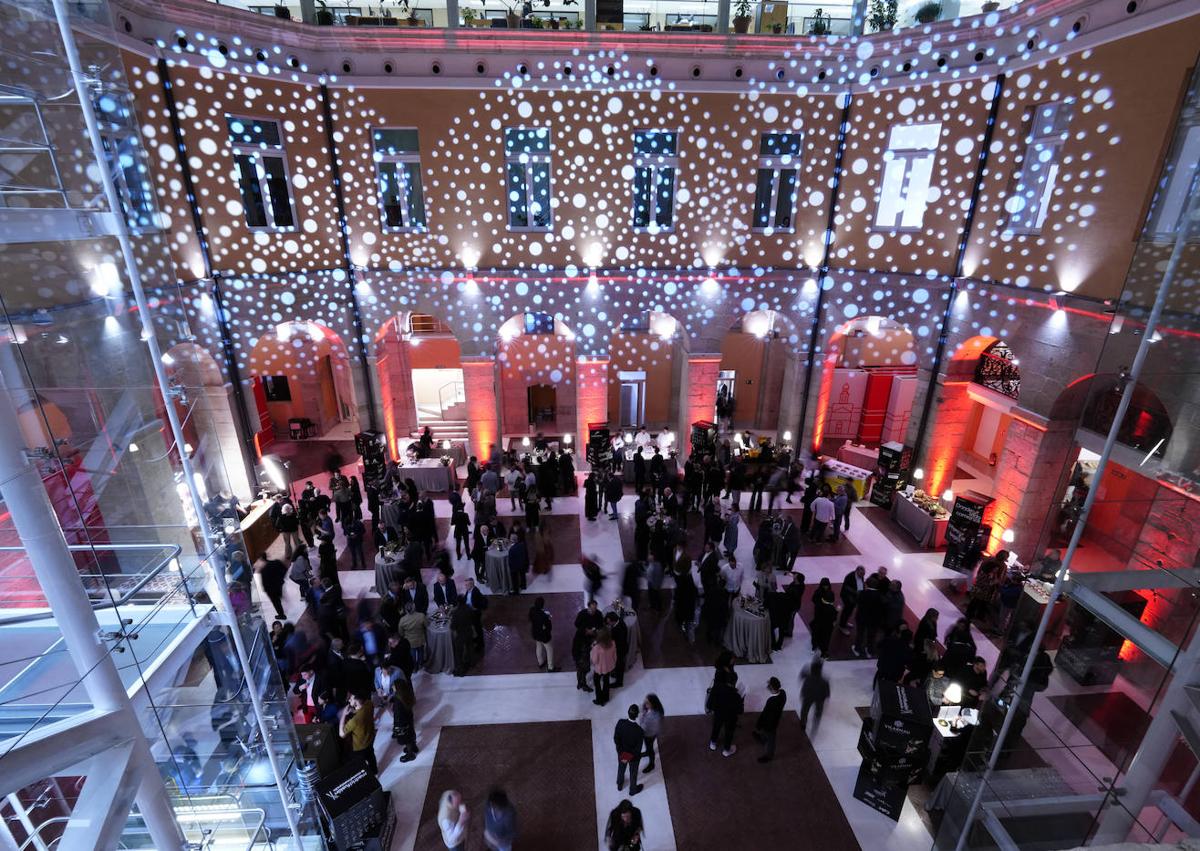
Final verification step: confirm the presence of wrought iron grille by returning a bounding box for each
[974,340,1020,399]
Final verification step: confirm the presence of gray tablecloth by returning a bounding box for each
[400,459,455,493]
[374,554,405,594]
[424,621,455,674]
[485,548,513,594]
[722,604,771,663]
[890,493,948,548]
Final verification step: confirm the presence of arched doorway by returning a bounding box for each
[607,311,689,431]
[248,321,359,442]
[496,312,577,439]
[812,316,917,453]
[717,310,801,434]
[375,312,465,458]
[163,342,253,500]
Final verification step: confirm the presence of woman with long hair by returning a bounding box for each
[810,577,837,659]
[604,798,645,851]
[591,627,617,706]
[640,694,665,772]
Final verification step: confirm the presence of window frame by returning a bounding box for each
[1144,117,1200,243]
[751,132,803,234]
[504,126,554,233]
[371,127,427,232]
[872,121,942,233]
[226,114,298,233]
[1003,100,1073,236]
[631,129,680,233]
[93,88,159,232]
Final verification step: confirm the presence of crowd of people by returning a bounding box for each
[239,427,1053,850]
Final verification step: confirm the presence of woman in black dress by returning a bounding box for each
[810,577,838,659]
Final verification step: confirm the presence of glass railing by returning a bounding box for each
[217,0,1021,35]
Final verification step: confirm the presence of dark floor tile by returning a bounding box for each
[858,505,939,554]
[470,591,584,677]
[416,720,598,851]
[660,712,860,851]
[635,589,727,670]
[793,581,925,662]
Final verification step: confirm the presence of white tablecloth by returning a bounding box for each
[836,443,879,470]
[399,459,455,493]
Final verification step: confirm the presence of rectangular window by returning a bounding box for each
[372,128,426,230]
[632,130,679,230]
[226,115,296,230]
[1005,101,1072,234]
[1145,122,1200,242]
[504,127,552,231]
[752,132,803,231]
[94,90,158,230]
[873,122,941,231]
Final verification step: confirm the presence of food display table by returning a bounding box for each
[722,598,772,663]
[836,442,880,471]
[399,458,456,493]
[822,459,872,500]
[890,492,949,548]
[622,456,677,483]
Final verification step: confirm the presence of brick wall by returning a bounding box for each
[462,358,498,458]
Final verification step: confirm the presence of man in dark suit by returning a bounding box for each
[606,611,629,688]
[839,565,866,634]
[401,576,429,614]
[614,704,646,795]
[462,578,489,652]
[574,599,605,638]
[431,572,459,608]
[342,642,373,699]
[753,677,787,762]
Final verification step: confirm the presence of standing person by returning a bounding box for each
[721,554,744,607]
[483,788,517,851]
[605,473,624,520]
[723,510,741,556]
[604,800,645,851]
[831,485,850,541]
[399,604,428,670]
[339,692,377,774]
[753,677,787,763]
[809,489,835,542]
[852,573,885,658]
[913,607,940,653]
[614,704,645,795]
[673,564,698,644]
[606,611,630,689]
[462,578,489,653]
[809,577,837,659]
[640,694,664,773]
[254,556,288,621]
[451,501,471,560]
[591,628,617,706]
[376,661,418,762]
[438,790,470,851]
[344,514,366,570]
[839,565,866,635]
[529,596,557,671]
[584,472,599,521]
[451,600,477,677]
[706,670,743,757]
[276,503,301,559]
[799,654,830,737]
[644,555,664,613]
[573,624,594,693]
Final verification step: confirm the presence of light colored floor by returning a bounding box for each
[266,483,1161,851]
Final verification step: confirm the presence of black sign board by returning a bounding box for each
[586,423,611,466]
[870,682,933,749]
[943,493,988,571]
[690,420,717,456]
[852,761,908,821]
[869,442,909,508]
[355,430,389,485]
[314,757,385,848]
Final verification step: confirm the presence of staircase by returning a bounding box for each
[412,380,469,441]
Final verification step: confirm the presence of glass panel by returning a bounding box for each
[530,161,551,228]
[404,161,426,226]
[632,166,652,227]
[372,127,420,154]
[752,168,774,228]
[775,168,797,228]
[634,130,678,155]
[262,156,293,228]
[225,116,281,147]
[234,153,267,227]
[655,166,675,226]
[504,126,551,154]
[378,161,405,227]
[760,132,803,157]
[507,161,529,226]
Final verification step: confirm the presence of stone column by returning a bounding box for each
[375,328,418,457]
[462,357,499,460]
[989,415,1077,561]
[684,355,722,458]
[923,380,974,500]
[576,358,609,446]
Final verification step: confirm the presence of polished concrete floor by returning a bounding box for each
[263,455,1170,850]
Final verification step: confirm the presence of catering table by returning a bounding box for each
[822,459,872,500]
[424,618,455,674]
[399,438,467,469]
[836,442,880,470]
[484,547,514,594]
[399,458,456,493]
[609,606,639,668]
[890,492,949,548]
[374,553,406,595]
[927,705,979,772]
[238,500,278,562]
[722,599,772,663]
[622,456,678,483]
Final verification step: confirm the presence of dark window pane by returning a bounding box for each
[530,162,551,228]
[760,133,803,157]
[753,168,774,228]
[226,116,281,147]
[507,161,529,227]
[775,169,797,228]
[405,162,426,227]
[372,128,420,155]
[234,153,267,227]
[634,131,678,156]
[655,167,675,227]
[633,166,652,227]
[505,127,551,154]
[262,155,293,228]
[378,162,404,227]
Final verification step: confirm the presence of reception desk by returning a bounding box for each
[239,500,277,562]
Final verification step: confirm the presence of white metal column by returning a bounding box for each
[0,355,184,850]
[48,1,306,846]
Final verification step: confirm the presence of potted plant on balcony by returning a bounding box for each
[808,8,830,34]
[314,0,335,23]
[732,0,752,33]
[981,0,999,10]
[462,6,477,24]
[915,1,941,22]
[866,0,896,31]
[274,3,292,18]
[505,0,521,27]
